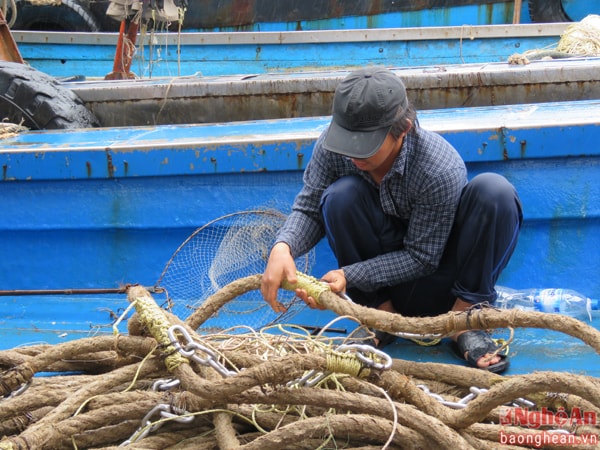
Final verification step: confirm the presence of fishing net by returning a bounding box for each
[154,208,314,333]
[556,14,600,56]
[508,14,600,64]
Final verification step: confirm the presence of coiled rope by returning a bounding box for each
[0,274,598,449]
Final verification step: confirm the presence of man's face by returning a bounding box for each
[349,132,403,172]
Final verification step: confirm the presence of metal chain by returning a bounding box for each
[1,381,30,401]
[152,378,181,392]
[290,343,392,388]
[120,403,194,446]
[417,384,535,409]
[167,324,236,377]
[335,343,393,371]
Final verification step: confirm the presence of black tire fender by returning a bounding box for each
[11,0,101,32]
[528,0,571,23]
[0,62,100,130]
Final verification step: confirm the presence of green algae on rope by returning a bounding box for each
[127,285,189,372]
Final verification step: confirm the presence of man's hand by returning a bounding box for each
[261,242,297,313]
[320,269,347,294]
[297,268,347,310]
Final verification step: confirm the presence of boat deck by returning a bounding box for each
[1,294,598,377]
[67,57,600,127]
[1,99,599,376]
[2,99,599,165]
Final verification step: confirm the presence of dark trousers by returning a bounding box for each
[320,173,523,317]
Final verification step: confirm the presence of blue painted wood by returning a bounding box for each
[3,101,599,174]
[1,99,599,375]
[1,295,598,376]
[13,23,566,79]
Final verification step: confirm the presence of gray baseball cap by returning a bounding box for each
[323,67,408,158]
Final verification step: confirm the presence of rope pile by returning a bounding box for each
[0,122,27,140]
[509,14,600,65]
[556,14,600,56]
[1,274,599,449]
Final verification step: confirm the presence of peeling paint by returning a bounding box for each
[297,152,304,169]
[169,0,515,30]
[499,126,509,160]
[105,151,115,177]
[74,58,597,128]
[520,140,526,158]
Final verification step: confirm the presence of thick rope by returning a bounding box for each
[1,275,599,449]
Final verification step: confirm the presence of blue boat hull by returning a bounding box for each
[12,23,568,79]
[8,0,595,33]
[1,100,599,375]
[3,0,553,33]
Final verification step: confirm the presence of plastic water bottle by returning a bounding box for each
[495,286,598,321]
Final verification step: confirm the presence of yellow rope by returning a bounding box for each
[557,14,600,56]
[281,271,330,305]
[326,351,370,379]
[129,288,188,372]
[410,337,442,347]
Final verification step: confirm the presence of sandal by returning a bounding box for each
[345,327,397,349]
[454,330,509,374]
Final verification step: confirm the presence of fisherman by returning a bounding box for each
[260,66,522,373]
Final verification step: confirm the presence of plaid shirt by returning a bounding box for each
[276,123,467,292]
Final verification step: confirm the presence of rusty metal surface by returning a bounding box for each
[0,9,24,63]
[178,0,513,29]
[14,0,517,33]
[70,57,600,127]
